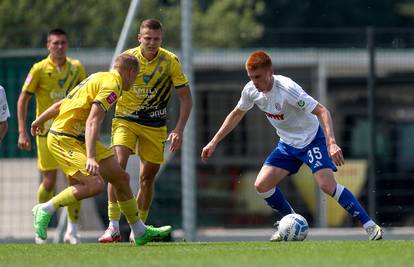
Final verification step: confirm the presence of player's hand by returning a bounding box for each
[167,129,183,152]
[30,120,44,137]
[18,131,31,151]
[201,142,216,162]
[328,143,344,166]
[86,157,100,176]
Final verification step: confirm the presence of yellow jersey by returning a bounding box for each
[115,47,188,127]
[22,55,86,133]
[50,70,123,140]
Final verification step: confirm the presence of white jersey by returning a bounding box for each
[236,75,319,148]
[0,85,10,122]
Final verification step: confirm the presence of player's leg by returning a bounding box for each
[37,170,57,203]
[137,159,160,222]
[38,135,83,244]
[259,142,303,242]
[64,176,82,244]
[98,117,136,242]
[256,142,302,216]
[135,123,167,222]
[313,169,382,240]
[36,136,57,203]
[33,172,104,241]
[255,165,293,215]
[303,130,383,240]
[33,134,105,241]
[99,155,172,245]
[98,145,131,243]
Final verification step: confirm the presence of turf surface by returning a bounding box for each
[1,240,412,267]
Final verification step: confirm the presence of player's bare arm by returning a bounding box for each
[201,107,246,162]
[85,103,106,176]
[17,91,33,150]
[168,86,193,152]
[312,103,344,166]
[30,100,63,136]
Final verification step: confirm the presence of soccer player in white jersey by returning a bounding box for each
[201,50,383,241]
[0,85,10,143]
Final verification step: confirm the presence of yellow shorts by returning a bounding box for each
[36,135,59,171]
[111,118,167,164]
[47,133,114,178]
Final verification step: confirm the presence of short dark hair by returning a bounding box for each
[140,19,163,32]
[48,28,67,37]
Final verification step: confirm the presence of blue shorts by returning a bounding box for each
[264,127,337,174]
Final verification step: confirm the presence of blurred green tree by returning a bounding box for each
[0,0,264,49]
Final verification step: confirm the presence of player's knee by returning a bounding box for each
[88,176,105,196]
[254,180,268,193]
[113,171,130,189]
[319,181,336,195]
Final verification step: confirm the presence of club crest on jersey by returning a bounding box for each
[297,100,305,108]
[143,75,151,84]
[58,79,65,88]
[106,92,118,105]
[274,103,282,111]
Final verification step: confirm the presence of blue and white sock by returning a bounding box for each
[332,184,372,226]
[258,187,294,216]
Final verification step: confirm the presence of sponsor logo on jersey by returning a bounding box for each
[50,90,66,101]
[106,92,118,105]
[265,112,284,120]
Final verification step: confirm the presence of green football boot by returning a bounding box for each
[134,225,172,246]
[32,204,52,241]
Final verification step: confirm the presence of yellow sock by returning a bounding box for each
[138,209,149,223]
[117,198,139,224]
[50,186,78,210]
[37,183,54,203]
[108,201,121,221]
[67,200,81,223]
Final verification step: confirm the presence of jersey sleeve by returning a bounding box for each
[22,63,41,94]
[170,55,189,88]
[93,81,120,112]
[284,79,318,113]
[77,62,87,83]
[0,87,10,122]
[236,85,255,111]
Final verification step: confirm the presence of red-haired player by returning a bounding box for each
[201,50,383,241]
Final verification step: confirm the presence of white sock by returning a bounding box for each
[363,220,376,229]
[130,220,147,237]
[109,220,119,230]
[41,201,56,214]
[67,222,78,235]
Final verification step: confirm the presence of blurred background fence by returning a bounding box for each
[1,26,414,240]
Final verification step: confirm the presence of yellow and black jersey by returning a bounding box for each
[115,47,188,127]
[50,70,122,139]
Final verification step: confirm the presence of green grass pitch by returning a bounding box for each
[1,240,413,267]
